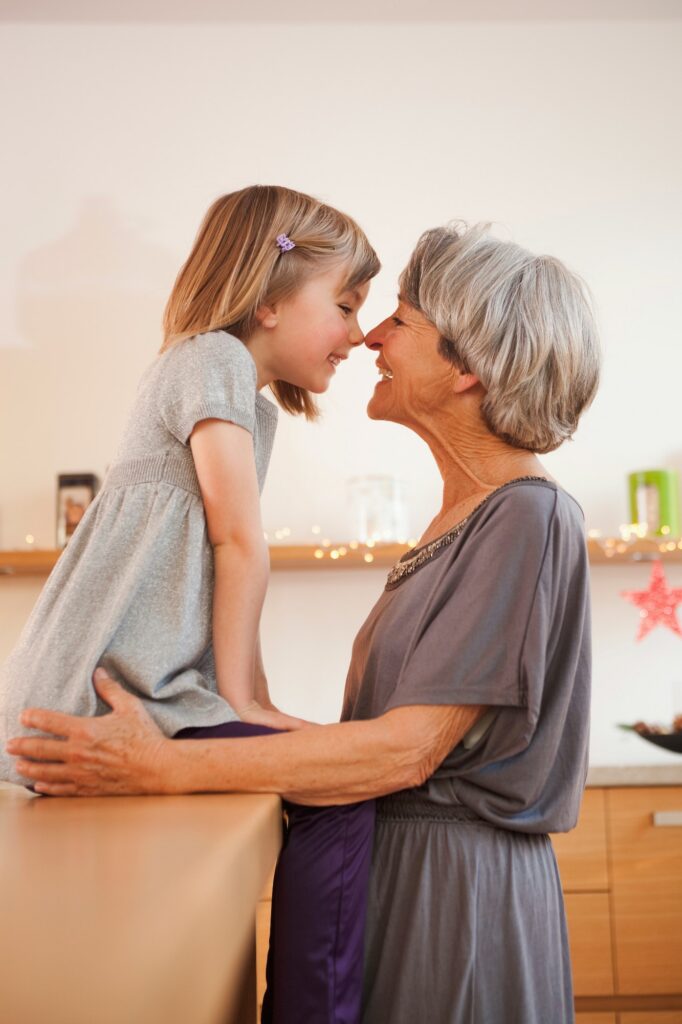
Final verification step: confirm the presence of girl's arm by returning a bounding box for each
[8,673,486,803]
[190,420,307,730]
[190,418,268,715]
[253,632,274,709]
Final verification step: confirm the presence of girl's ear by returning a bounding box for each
[255,304,278,329]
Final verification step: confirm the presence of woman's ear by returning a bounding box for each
[453,370,481,394]
[255,304,278,329]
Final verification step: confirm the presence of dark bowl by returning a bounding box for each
[636,731,682,753]
[619,725,682,754]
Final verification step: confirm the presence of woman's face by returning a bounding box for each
[364,298,462,426]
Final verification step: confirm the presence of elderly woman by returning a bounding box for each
[8,222,599,1024]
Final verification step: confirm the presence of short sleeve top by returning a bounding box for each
[113,330,278,491]
[340,479,592,833]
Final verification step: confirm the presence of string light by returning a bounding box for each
[585,522,682,562]
[264,520,682,569]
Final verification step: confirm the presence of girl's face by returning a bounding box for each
[260,265,370,392]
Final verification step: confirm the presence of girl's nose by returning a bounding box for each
[348,321,365,347]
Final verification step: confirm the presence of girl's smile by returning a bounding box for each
[246,265,369,393]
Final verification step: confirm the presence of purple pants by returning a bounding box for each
[174,722,376,1024]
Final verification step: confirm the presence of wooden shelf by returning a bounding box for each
[0,545,408,576]
[589,537,682,565]
[1,538,682,577]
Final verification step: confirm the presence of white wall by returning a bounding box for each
[1,18,681,764]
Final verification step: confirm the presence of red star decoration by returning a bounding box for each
[621,560,682,641]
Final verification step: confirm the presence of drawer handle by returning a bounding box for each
[652,811,682,827]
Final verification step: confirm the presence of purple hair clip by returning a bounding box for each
[276,233,296,254]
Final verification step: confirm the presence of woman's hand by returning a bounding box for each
[238,699,314,731]
[5,668,173,796]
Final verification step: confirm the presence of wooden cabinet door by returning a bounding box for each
[564,893,615,995]
[609,787,682,994]
[553,788,608,891]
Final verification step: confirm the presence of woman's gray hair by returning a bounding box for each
[399,223,601,453]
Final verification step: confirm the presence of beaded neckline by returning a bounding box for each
[385,475,553,591]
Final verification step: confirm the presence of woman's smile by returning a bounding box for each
[376,358,394,383]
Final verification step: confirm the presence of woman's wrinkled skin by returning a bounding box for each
[10,671,170,795]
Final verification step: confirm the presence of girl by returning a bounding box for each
[2,185,381,1024]
[1,184,379,760]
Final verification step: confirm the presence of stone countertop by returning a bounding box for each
[586,763,682,787]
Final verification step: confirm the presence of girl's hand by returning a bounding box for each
[238,699,314,731]
[5,668,173,797]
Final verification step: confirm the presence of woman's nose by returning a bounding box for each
[364,323,383,350]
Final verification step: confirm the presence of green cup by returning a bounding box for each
[628,469,680,538]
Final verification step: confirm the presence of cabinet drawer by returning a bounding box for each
[609,787,682,995]
[553,788,608,891]
[564,892,615,995]
[575,1016,616,1023]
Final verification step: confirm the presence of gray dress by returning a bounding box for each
[0,331,278,784]
[341,479,590,1024]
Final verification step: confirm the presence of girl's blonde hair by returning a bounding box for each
[400,222,600,453]
[162,185,381,419]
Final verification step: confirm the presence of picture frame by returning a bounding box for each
[56,473,99,548]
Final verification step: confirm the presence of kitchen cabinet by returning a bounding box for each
[553,781,682,1017]
[609,787,682,994]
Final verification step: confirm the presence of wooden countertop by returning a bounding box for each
[0,785,282,1024]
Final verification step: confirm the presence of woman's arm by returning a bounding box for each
[171,700,486,804]
[8,673,485,802]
